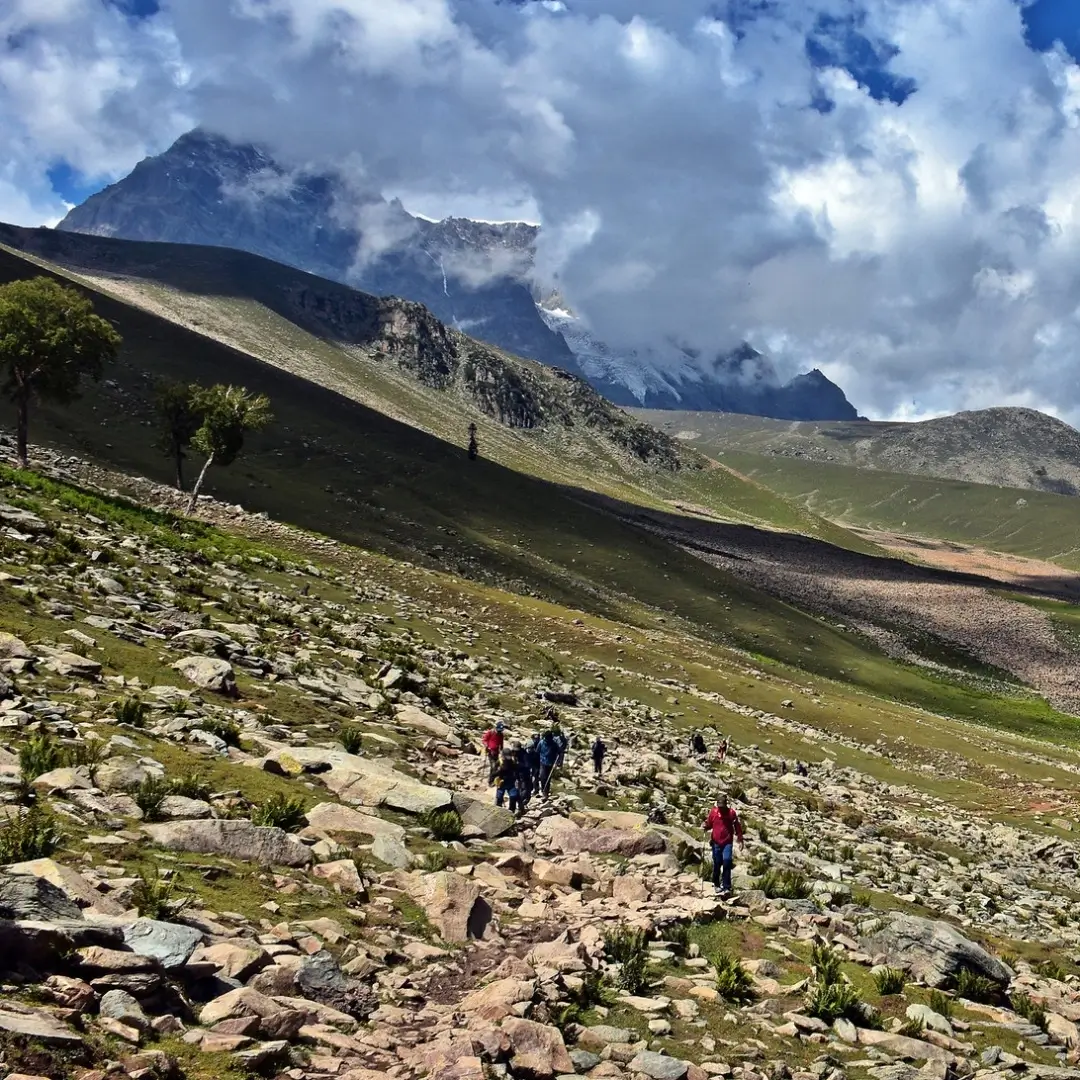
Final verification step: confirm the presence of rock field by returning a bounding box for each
[3,438,1080,1080]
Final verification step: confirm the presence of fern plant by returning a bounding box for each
[251,792,307,831]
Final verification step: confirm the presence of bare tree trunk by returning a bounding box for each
[186,453,214,514]
[15,394,29,470]
[174,449,185,491]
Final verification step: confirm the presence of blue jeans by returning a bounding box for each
[712,841,733,892]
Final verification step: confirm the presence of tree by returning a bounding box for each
[186,384,273,514]
[154,380,203,491]
[467,422,479,461]
[0,277,121,468]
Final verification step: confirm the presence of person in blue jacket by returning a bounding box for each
[538,729,560,797]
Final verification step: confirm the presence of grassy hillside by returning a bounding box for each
[716,449,1080,569]
[637,405,1080,496]
[2,235,1079,739]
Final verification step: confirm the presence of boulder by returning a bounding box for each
[856,1028,956,1063]
[5,859,124,915]
[263,748,451,815]
[158,795,213,819]
[0,1008,83,1046]
[395,704,454,740]
[409,871,491,942]
[142,820,313,867]
[304,803,406,842]
[500,1018,574,1078]
[577,1025,636,1050]
[122,919,203,969]
[312,859,366,893]
[453,793,517,839]
[629,1051,689,1080]
[862,915,1013,989]
[198,987,305,1040]
[459,978,536,1022]
[30,766,94,793]
[0,868,82,921]
[905,1004,953,1036]
[534,815,665,857]
[99,989,149,1031]
[189,941,271,982]
[0,632,34,660]
[295,950,377,1020]
[43,652,101,678]
[172,656,237,695]
[371,834,413,870]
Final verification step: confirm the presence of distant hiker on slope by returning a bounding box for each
[591,735,607,776]
[690,731,707,757]
[482,722,505,783]
[704,791,745,898]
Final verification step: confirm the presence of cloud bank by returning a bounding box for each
[3,0,1080,420]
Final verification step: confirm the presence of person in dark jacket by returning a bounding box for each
[703,792,745,897]
[494,751,528,815]
[591,736,607,776]
[538,730,559,796]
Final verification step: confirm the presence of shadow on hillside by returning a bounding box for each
[592,496,1080,602]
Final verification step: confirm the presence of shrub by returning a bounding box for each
[131,870,186,919]
[812,943,844,987]
[339,726,364,755]
[422,809,463,842]
[806,980,862,1024]
[953,969,1000,1004]
[1037,959,1066,982]
[928,990,953,1019]
[115,697,149,727]
[1010,992,1048,1031]
[200,716,242,747]
[873,967,908,995]
[67,737,106,778]
[898,1016,925,1038]
[133,775,172,822]
[615,949,651,995]
[420,850,449,872]
[665,922,692,954]
[748,852,772,876]
[251,793,307,831]
[755,868,812,900]
[19,733,65,780]
[170,771,212,800]
[604,925,650,964]
[714,952,756,1003]
[0,807,64,861]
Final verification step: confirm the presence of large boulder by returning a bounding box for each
[533,815,665,857]
[6,859,125,916]
[395,704,456,741]
[861,914,1013,989]
[499,1018,574,1078]
[172,656,237,695]
[262,748,451,816]
[453,793,517,839]
[123,919,204,969]
[408,871,491,942]
[0,868,84,921]
[142,820,313,867]
[303,803,406,842]
[198,987,305,1039]
[460,978,536,1022]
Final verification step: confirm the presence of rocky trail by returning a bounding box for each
[4,438,1080,1080]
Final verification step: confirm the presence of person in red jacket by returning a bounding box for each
[704,792,744,897]
[482,722,505,782]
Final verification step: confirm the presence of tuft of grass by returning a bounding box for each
[605,925,650,964]
[199,716,242,747]
[1037,959,1066,982]
[169,771,213,800]
[0,807,64,861]
[1010,992,1048,1031]
[419,850,449,872]
[806,980,862,1025]
[953,969,1000,1004]
[338,726,364,755]
[132,775,172,822]
[898,1016,926,1038]
[115,697,150,727]
[928,990,953,1019]
[755,868,812,900]
[251,792,308,831]
[714,951,756,1003]
[422,809,463,842]
[812,942,844,988]
[67,738,107,779]
[130,870,186,919]
[873,967,908,995]
[18,733,65,781]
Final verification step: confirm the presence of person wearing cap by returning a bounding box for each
[703,791,745,897]
[482,722,505,783]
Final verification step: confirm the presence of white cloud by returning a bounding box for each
[6,0,1080,420]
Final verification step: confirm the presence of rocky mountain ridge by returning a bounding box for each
[58,130,859,422]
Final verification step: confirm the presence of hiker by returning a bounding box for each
[691,731,707,757]
[795,760,808,777]
[494,751,524,815]
[704,791,745,897]
[482,722,505,783]
[591,735,607,776]
[522,733,541,789]
[538,729,560,796]
[718,736,730,763]
[553,725,569,769]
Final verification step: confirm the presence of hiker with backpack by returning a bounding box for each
[482,722,505,783]
[591,735,607,776]
[703,791,745,898]
[494,748,528,816]
[538,729,560,797]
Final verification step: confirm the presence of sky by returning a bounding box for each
[4,0,1080,421]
